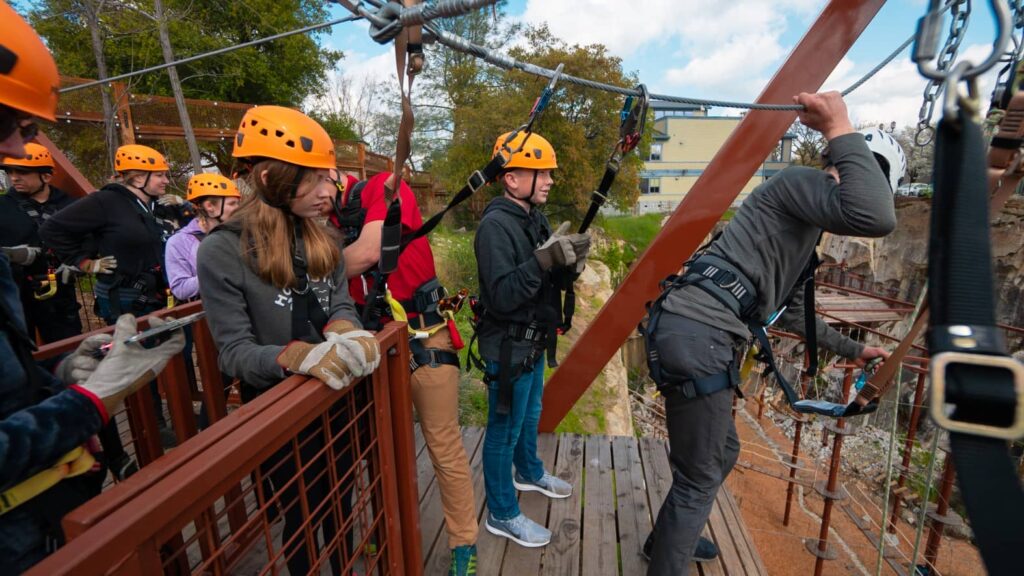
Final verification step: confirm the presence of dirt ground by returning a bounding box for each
[727,404,983,576]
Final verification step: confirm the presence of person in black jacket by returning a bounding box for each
[40,143,184,474]
[40,144,180,324]
[474,131,591,548]
[0,143,82,343]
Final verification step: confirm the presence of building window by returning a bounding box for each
[649,143,662,161]
[648,178,660,194]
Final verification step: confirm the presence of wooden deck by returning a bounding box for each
[415,427,767,575]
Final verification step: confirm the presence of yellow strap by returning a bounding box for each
[384,291,446,337]
[0,447,96,516]
[33,273,58,301]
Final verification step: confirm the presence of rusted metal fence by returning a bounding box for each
[28,309,422,576]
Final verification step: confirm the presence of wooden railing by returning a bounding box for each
[28,310,422,576]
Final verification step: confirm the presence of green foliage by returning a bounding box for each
[310,110,360,143]
[29,0,341,106]
[428,20,643,222]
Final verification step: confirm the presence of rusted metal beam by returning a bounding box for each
[539,0,889,431]
[34,132,96,199]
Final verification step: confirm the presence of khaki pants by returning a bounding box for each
[410,327,479,548]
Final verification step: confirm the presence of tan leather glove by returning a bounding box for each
[56,333,114,384]
[534,221,576,271]
[277,338,362,390]
[2,245,42,266]
[79,255,118,275]
[323,319,381,377]
[79,315,186,413]
[569,232,592,274]
[157,194,184,207]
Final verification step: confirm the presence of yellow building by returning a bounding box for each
[638,103,793,214]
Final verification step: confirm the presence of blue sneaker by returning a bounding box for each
[513,471,572,499]
[485,513,551,547]
[449,544,477,576]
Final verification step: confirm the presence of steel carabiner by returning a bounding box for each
[915,0,1013,81]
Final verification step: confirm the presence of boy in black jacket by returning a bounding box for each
[475,131,591,548]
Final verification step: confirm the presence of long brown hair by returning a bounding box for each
[234,159,341,289]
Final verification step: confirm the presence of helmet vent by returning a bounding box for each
[236,133,244,147]
[276,130,284,138]
[300,137,313,152]
[285,140,295,148]
[260,128,268,136]
[0,45,16,74]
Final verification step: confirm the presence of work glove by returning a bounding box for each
[79,255,118,275]
[571,232,592,275]
[55,333,114,384]
[56,263,80,284]
[277,337,368,391]
[534,221,576,271]
[157,194,185,207]
[323,319,382,377]
[2,245,42,266]
[79,314,186,414]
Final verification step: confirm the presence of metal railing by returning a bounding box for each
[27,310,422,576]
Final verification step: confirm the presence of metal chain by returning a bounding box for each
[916,0,971,146]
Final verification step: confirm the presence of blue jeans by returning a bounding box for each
[482,356,546,520]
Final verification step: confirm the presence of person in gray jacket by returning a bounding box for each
[643,92,901,575]
[197,105,379,576]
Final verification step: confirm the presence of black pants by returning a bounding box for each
[21,287,81,344]
[647,313,741,576]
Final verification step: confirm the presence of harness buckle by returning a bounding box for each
[930,351,1024,440]
[467,170,488,192]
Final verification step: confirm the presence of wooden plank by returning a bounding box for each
[639,437,672,523]
[706,496,742,576]
[612,436,653,576]
[539,434,584,576]
[500,434,559,574]
[473,426,508,576]
[717,489,768,575]
[581,435,617,576]
[419,427,484,573]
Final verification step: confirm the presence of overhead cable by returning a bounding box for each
[59,14,363,94]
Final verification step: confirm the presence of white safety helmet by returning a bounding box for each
[859,127,906,194]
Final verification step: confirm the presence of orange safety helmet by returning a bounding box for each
[1,142,54,173]
[186,173,240,203]
[232,105,336,170]
[492,131,558,171]
[114,144,169,172]
[0,1,60,121]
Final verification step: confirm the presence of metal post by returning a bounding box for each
[924,452,957,569]
[889,369,928,533]
[538,0,890,432]
[808,366,854,573]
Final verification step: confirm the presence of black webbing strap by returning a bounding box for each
[408,337,459,373]
[0,283,48,402]
[801,251,820,378]
[290,219,329,341]
[927,107,1024,576]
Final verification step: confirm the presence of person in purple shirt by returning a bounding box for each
[165,173,241,301]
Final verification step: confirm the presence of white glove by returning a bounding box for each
[322,319,381,378]
[157,194,184,207]
[79,314,186,413]
[55,333,114,384]
[572,232,592,274]
[2,245,42,266]
[56,263,80,284]
[80,255,118,275]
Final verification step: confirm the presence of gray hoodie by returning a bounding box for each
[197,225,360,390]
[663,132,897,359]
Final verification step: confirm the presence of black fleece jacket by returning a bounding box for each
[39,183,175,282]
[474,196,561,365]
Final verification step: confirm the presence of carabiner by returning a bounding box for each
[915,0,1012,81]
[525,63,564,132]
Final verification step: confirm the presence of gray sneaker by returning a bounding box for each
[513,471,572,499]
[485,513,551,548]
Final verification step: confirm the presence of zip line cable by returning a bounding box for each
[58,14,365,94]
[57,0,929,112]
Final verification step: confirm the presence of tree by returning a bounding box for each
[27,0,344,181]
[789,120,826,167]
[427,23,644,222]
[892,125,934,185]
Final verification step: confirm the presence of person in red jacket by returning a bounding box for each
[330,170,479,575]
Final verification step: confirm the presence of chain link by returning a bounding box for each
[916,0,971,145]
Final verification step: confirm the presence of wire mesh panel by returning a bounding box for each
[28,323,411,576]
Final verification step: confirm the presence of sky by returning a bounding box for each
[323,0,1012,129]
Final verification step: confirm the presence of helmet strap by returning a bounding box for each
[140,171,160,200]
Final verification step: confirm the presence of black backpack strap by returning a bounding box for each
[290,219,329,341]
